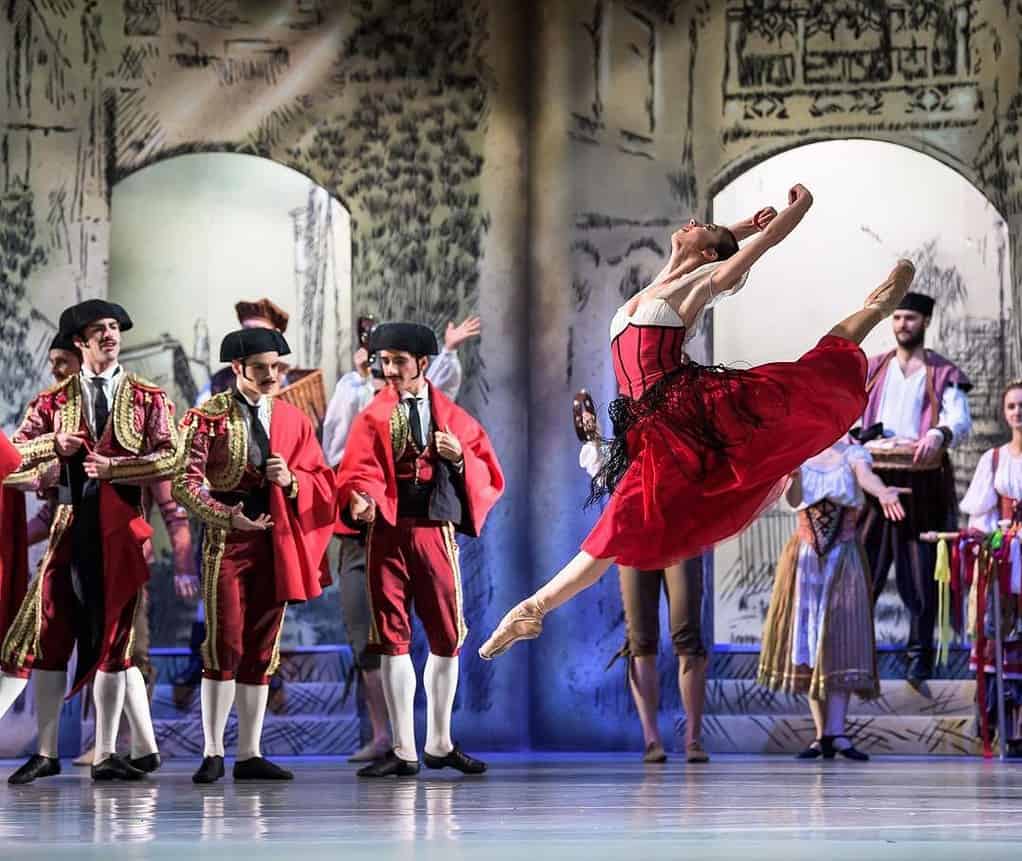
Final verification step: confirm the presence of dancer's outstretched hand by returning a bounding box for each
[230,506,274,531]
[753,207,777,230]
[877,485,911,522]
[788,183,813,206]
[445,317,482,351]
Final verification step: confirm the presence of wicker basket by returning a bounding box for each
[277,368,327,429]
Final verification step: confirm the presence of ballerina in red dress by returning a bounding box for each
[480,183,916,660]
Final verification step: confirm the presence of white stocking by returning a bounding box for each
[93,670,127,760]
[200,678,235,758]
[122,666,158,758]
[423,654,458,758]
[234,683,269,761]
[34,670,67,759]
[380,654,418,762]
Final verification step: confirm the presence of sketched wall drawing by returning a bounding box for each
[7,0,1022,751]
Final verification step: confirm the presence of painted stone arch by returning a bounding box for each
[107,150,353,419]
[0,0,495,423]
[709,137,1013,648]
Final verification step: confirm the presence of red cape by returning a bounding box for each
[0,431,27,642]
[268,400,338,603]
[336,384,504,536]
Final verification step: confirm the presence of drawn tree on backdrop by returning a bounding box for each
[0,183,47,423]
[297,0,492,400]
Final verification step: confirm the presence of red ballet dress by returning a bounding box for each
[582,292,867,570]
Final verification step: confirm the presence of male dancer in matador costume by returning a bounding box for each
[337,322,504,776]
[174,327,336,784]
[856,291,972,684]
[0,299,178,782]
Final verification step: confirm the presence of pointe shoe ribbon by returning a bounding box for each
[864,259,915,315]
[478,598,546,660]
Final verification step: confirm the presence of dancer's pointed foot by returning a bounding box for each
[642,742,667,763]
[478,597,546,660]
[864,259,915,315]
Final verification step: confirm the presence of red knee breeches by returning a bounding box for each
[201,530,286,685]
[365,518,466,657]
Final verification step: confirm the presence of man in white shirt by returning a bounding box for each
[322,316,478,763]
[855,291,972,684]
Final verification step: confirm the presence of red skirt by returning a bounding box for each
[582,335,867,570]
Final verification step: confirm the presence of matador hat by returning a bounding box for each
[49,331,80,354]
[219,328,291,362]
[368,322,439,357]
[896,292,935,317]
[58,300,133,340]
[235,298,290,333]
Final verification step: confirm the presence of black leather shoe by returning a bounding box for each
[129,753,161,774]
[192,755,225,784]
[233,757,294,781]
[8,755,60,785]
[92,754,145,781]
[357,750,420,777]
[422,745,486,774]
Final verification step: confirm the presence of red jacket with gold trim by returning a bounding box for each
[173,392,336,604]
[336,383,504,537]
[4,371,177,692]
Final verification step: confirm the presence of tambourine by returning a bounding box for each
[357,315,376,349]
[572,389,598,442]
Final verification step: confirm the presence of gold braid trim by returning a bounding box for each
[12,436,56,468]
[1,504,74,668]
[107,446,179,482]
[207,397,247,492]
[122,595,138,666]
[267,604,288,677]
[199,526,228,672]
[58,376,82,435]
[442,522,468,648]
[112,376,144,454]
[172,421,233,530]
[3,458,57,491]
[390,403,409,461]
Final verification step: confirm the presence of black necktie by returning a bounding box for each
[407,397,425,449]
[245,401,270,469]
[92,377,109,437]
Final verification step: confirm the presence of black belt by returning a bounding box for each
[397,480,433,520]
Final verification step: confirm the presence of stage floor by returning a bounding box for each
[0,754,1020,859]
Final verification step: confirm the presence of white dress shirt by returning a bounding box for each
[874,360,971,445]
[79,363,124,439]
[960,445,1022,532]
[236,389,272,439]
[401,385,432,446]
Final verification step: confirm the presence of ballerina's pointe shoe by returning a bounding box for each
[864,259,915,315]
[478,598,546,660]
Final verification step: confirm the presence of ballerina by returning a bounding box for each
[480,184,916,660]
